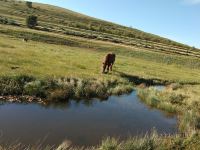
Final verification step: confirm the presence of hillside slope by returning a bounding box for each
[0,0,199,58]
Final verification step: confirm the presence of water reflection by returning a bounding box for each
[0,92,177,146]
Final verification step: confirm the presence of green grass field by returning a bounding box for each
[0,25,200,84]
[1,0,200,149]
[1,0,200,58]
[1,21,200,150]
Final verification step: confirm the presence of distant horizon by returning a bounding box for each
[30,0,200,48]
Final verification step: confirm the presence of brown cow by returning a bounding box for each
[102,53,116,73]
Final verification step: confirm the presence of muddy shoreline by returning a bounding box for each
[0,95,44,104]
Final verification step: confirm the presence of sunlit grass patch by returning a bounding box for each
[137,87,177,113]
[137,84,200,135]
[2,130,200,150]
[0,29,200,84]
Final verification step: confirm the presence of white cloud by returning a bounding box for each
[183,0,200,5]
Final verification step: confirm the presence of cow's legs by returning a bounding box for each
[102,63,107,73]
[110,64,113,71]
[106,64,110,73]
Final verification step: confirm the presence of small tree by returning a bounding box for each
[26,1,32,8]
[26,15,37,28]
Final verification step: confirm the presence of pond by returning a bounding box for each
[0,91,177,147]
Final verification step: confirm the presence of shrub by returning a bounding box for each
[0,76,134,102]
[26,15,37,28]
[26,1,32,8]
[0,16,19,26]
[0,77,22,95]
[24,80,47,98]
[0,16,8,24]
[7,19,19,26]
[0,75,34,96]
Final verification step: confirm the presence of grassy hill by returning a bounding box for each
[0,0,200,88]
[1,24,200,83]
[1,1,200,149]
[0,0,200,58]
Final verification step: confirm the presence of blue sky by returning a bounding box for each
[30,0,200,48]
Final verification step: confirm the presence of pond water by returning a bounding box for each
[0,91,177,147]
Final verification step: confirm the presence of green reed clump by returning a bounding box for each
[97,131,200,150]
[24,80,48,98]
[122,133,159,150]
[0,75,35,96]
[179,109,200,134]
[47,78,133,101]
[109,84,133,95]
[99,137,120,150]
[137,87,177,113]
[137,85,200,135]
[47,78,108,101]
[0,75,134,102]
[0,77,22,95]
[1,130,200,150]
[90,80,108,99]
[99,130,161,150]
[103,78,134,95]
[74,79,95,99]
[44,79,74,102]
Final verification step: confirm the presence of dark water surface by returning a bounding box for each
[0,92,177,146]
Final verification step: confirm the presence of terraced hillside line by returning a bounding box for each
[2,20,200,58]
[0,21,199,59]
[1,24,200,71]
[0,0,198,52]
[1,29,200,84]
